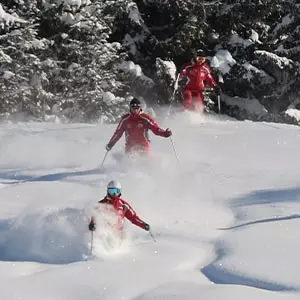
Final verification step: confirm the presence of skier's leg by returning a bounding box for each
[143,144,151,155]
[194,91,204,113]
[135,144,150,157]
[182,89,193,110]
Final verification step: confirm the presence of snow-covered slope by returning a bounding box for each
[0,113,300,299]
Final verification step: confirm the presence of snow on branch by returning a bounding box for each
[0,49,12,63]
[273,14,294,35]
[156,58,177,82]
[119,60,154,86]
[255,50,292,69]
[211,49,236,74]
[126,2,144,26]
[126,2,150,34]
[228,31,253,48]
[0,4,27,25]
[242,62,274,84]
[223,94,268,118]
[276,44,300,58]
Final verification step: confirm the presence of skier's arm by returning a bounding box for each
[178,65,191,88]
[123,202,149,230]
[179,68,187,80]
[179,68,186,77]
[106,117,126,149]
[204,73,222,95]
[202,65,217,89]
[179,63,192,79]
[205,73,217,89]
[141,115,172,137]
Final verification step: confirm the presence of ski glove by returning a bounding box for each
[143,223,150,231]
[89,222,96,231]
[164,128,172,138]
[105,143,113,151]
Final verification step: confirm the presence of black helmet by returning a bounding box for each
[188,49,205,63]
[129,97,141,108]
[196,49,205,57]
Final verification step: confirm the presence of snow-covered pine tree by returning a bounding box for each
[1,0,300,124]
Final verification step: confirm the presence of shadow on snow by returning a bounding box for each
[0,153,152,186]
[231,186,300,207]
[0,168,105,184]
[201,244,297,292]
[202,185,300,292]
[219,214,300,230]
[0,207,89,264]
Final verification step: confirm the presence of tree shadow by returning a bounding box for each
[201,185,300,291]
[232,186,300,207]
[225,186,300,229]
[0,167,106,185]
[201,242,297,292]
[219,214,300,230]
[31,168,104,182]
[0,170,34,182]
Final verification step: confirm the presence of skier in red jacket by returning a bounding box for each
[88,180,150,232]
[179,55,220,112]
[105,98,172,154]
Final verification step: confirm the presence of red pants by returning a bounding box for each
[182,89,204,113]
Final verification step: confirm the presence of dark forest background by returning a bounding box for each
[0,0,299,124]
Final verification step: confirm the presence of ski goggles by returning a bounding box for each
[107,188,121,195]
[130,107,141,113]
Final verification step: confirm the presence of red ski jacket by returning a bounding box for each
[180,62,217,91]
[91,195,145,230]
[108,112,167,152]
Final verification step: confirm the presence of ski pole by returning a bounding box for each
[164,73,180,123]
[217,73,224,115]
[217,94,221,114]
[149,230,157,242]
[170,137,180,165]
[90,231,94,257]
[99,150,108,171]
